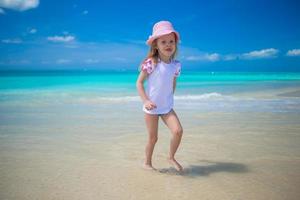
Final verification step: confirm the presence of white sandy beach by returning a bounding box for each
[1,111,300,199]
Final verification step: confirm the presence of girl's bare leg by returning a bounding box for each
[144,113,159,170]
[161,110,183,171]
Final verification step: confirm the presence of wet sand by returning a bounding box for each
[1,110,300,200]
[278,90,300,97]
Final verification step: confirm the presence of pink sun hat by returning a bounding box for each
[146,21,180,46]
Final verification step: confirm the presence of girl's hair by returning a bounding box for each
[140,33,178,70]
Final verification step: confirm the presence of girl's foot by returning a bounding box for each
[168,158,183,172]
[142,164,157,171]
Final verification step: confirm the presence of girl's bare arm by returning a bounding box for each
[136,71,157,110]
[173,77,177,93]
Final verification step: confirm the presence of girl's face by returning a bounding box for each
[156,33,176,61]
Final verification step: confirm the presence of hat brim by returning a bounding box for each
[146,30,180,46]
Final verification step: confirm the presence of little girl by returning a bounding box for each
[136,21,183,171]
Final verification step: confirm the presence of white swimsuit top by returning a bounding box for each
[141,58,181,114]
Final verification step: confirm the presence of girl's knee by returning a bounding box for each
[148,135,158,144]
[173,127,183,137]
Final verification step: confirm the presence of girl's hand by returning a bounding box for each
[144,100,157,110]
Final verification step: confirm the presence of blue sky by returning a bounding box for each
[0,0,300,71]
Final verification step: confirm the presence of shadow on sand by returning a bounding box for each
[158,159,249,177]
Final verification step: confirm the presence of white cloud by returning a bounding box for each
[181,46,221,62]
[184,56,199,61]
[0,0,39,11]
[2,38,22,44]
[241,48,278,59]
[182,47,281,63]
[0,40,146,68]
[205,53,220,62]
[47,35,75,43]
[185,53,220,62]
[286,49,300,57]
[29,28,37,34]
[0,7,5,14]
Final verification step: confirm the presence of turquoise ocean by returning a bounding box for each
[1,71,300,114]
